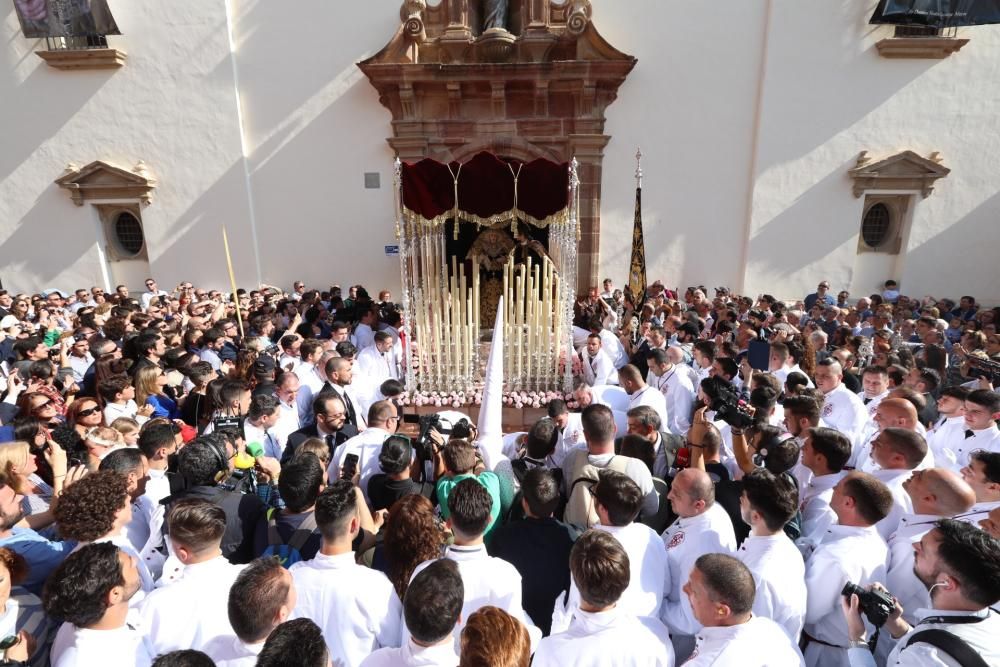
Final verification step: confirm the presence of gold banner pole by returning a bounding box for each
[222,226,245,339]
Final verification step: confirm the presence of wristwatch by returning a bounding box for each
[847,639,869,650]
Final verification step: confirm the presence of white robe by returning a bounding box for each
[139,556,245,655]
[650,367,695,436]
[821,384,869,445]
[871,467,915,542]
[359,639,459,667]
[803,525,888,667]
[554,413,585,467]
[356,344,399,385]
[290,551,403,667]
[737,533,808,643]
[50,623,154,667]
[328,427,393,502]
[628,386,669,432]
[203,636,264,667]
[533,606,674,667]
[566,523,671,620]
[847,607,1000,667]
[580,347,618,386]
[660,504,737,640]
[932,423,1000,471]
[409,545,540,650]
[685,615,804,667]
[798,471,845,541]
[885,513,941,626]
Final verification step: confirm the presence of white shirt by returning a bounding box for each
[144,468,171,509]
[294,361,326,425]
[124,495,156,556]
[68,352,94,384]
[139,556,244,655]
[686,615,805,667]
[737,533,808,643]
[847,607,1000,667]
[353,322,376,351]
[821,384,869,445]
[885,514,942,625]
[925,416,965,462]
[803,525,888,666]
[660,503,737,637]
[576,523,671,619]
[204,636,264,667]
[243,419,283,460]
[798,471,846,541]
[628,385,669,432]
[290,551,403,667]
[141,289,169,310]
[774,364,814,388]
[872,467,915,541]
[534,606,674,667]
[409,545,535,648]
[359,639,459,667]
[650,366,695,436]
[103,399,149,427]
[580,347,618,386]
[329,427,393,500]
[933,423,1000,471]
[356,344,398,384]
[858,389,889,420]
[199,347,223,372]
[553,413,585,467]
[51,622,154,667]
[278,352,301,372]
[274,396,301,444]
[599,328,629,370]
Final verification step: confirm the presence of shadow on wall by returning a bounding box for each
[903,189,1000,302]
[0,187,102,287]
[754,1,943,174]
[0,10,116,184]
[746,156,861,284]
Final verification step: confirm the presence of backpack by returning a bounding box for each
[261,511,318,568]
[563,449,631,529]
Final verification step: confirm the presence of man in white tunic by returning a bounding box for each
[561,470,669,620]
[534,530,674,667]
[958,449,1000,524]
[797,427,851,544]
[547,399,585,467]
[924,386,968,461]
[802,471,893,667]
[647,348,696,436]
[204,557,297,667]
[683,553,804,666]
[868,427,927,540]
[360,559,462,667]
[289,479,401,667]
[293,340,327,425]
[842,520,1000,667]
[933,389,1000,471]
[329,400,397,500]
[851,398,922,473]
[580,333,618,386]
[737,468,807,643]
[660,468,737,661]
[355,331,399,384]
[410,479,540,648]
[620,364,669,431]
[815,359,869,446]
[858,365,890,420]
[45,543,154,667]
[139,499,245,655]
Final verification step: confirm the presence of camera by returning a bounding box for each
[702,376,755,429]
[842,582,894,627]
[413,414,444,462]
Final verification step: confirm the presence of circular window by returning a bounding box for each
[114,212,145,256]
[861,203,892,248]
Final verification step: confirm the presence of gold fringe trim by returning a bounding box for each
[402,206,570,230]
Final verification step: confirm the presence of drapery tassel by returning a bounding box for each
[507,163,523,236]
[448,163,463,241]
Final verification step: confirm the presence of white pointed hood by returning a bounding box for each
[476,296,505,468]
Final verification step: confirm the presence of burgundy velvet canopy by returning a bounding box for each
[401,152,570,226]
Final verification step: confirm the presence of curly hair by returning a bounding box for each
[42,542,124,627]
[54,470,130,542]
[0,547,28,586]
[459,606,530,667]
[383,494,445,598]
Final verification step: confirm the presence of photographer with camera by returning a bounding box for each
[841,519,1000,667]
[802,471,893,667]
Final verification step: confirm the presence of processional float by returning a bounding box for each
[392,152,580,396]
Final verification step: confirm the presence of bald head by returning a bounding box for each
[875,398,918,431]
[618,364,643,388]
[906,468,976,517]
[668,468,715,518]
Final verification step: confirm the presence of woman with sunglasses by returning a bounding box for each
[134,365,181,420]
[48,399,104,469]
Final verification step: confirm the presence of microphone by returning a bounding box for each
[234,441,265,470]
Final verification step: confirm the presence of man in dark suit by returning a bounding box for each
[615,405,682,480]
[629,325,667,381]
[319,356,365,431]
[281,392,357,464]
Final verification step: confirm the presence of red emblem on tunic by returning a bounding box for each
[822,403,834,417]
[667,531,686,549]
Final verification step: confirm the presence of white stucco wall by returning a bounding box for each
[2,1,998,304]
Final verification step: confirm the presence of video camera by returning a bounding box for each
[702,376,755,430]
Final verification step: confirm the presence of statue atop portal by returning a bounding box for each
[481,0,509,32]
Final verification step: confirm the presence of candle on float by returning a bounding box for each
[515,271,523,379]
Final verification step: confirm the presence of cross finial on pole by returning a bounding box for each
[635,147,643,189]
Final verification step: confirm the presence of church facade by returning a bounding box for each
[2,1,998,303]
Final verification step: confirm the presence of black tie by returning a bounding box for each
[325,433,336,455]
[965,430,975,439]
[342,391,357,426]
[863,397,872,405]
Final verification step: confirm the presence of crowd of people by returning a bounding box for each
[0,275,997,666]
